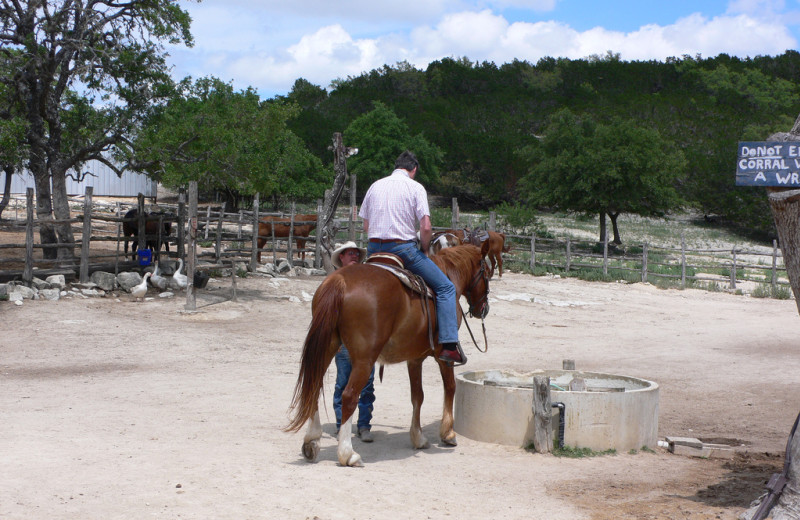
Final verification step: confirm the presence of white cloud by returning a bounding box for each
[168,4,799,97]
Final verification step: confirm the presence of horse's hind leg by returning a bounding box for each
[336,361,372,467]
[407,359,430,449]
[302,410,323,462]
[437,361,458,446]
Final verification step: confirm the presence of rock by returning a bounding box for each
[80,288,104,297]
[39,289,61,301]
[276,259,292,273]
[90,271,117,291]
[0,284,7,298]
[117,272,143,292]
[10,285,35,300]
[32,277,50,290]
[297,267,326,276]
[45,274,66,289]
[159,291,175,298]
[14,299,23,306]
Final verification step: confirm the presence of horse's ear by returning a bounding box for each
[480,238,491,257]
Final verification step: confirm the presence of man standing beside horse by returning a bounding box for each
[358,150,466,366]
[330,241,376,442]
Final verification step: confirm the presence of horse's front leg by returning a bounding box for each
[437,360,458,446]
[407,359,430,449]
[302,410,323,462]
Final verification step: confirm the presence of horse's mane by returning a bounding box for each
[432,245,480,287]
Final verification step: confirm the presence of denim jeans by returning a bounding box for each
[366,241,459,343]
[333,346,375,431]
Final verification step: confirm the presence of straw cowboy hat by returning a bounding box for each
[332,241,367,268]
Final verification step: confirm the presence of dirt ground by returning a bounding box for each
[3,257,800,520]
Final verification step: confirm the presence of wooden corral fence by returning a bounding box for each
[0,186,363,287]
[2,188,790,297]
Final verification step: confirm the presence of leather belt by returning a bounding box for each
[369,238,411,244]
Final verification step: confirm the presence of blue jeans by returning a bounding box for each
[333,346,375,431]
[366,241,459,343]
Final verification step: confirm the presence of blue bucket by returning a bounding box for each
[137,248,153,266]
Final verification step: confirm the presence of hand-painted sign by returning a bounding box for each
[736,141,800,187]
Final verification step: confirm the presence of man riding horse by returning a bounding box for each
[359,150,466,366]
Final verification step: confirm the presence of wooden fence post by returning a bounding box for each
[681,232,687,289]
[315,198,323,269]
[177,188,186,261]
[204,205,211,240]
[136,193,146,257]
[185,182,198,311]
[530,233,536,271]
[451,198,459,229]
[532,375,553,453]
[603,228,608,276]
[114,202,121,278]
[288,202,296,265]
[642,242,648,283]
[215,202,226,264]
[249,193,260,272]
[730,248,737,290]
[565,238,571,273]
[79,186,93,283]
[23,188,34,287]
[349,173,357,241]
[489,211,496,231]
[773,239,779,292]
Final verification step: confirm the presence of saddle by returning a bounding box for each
[468,228,489,246]
[365,253,434,298]
[365,253,438,353]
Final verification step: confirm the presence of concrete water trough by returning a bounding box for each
[454,369,659,452]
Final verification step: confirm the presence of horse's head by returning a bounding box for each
[466,256,491,319]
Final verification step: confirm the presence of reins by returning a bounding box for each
[461,258,490,353]
[460,305,488,353]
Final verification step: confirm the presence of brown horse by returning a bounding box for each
[486,231,511,278]
[285,242,491,466]
[122,209,173,261]
[256,214,317,263]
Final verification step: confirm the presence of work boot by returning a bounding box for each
[358,427,373,443]
[438,342,467,366]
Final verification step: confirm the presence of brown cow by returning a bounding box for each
[256,214,318,263]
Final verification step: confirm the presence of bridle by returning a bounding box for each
[461,257,491,353]
[465,258,490,319]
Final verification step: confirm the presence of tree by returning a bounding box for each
[0,64,26,218]
[343,101,443,198]
[519,109,686,243]
[0,0,193,261]
[132,77,328,210]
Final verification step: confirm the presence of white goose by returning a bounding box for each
[150,262,167,290]
[172,258,188,289]
[131,272,152,301]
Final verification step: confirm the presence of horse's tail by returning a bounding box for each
[284,274,344,433]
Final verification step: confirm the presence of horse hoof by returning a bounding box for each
[302,440,319,462]
[347,453,363,467]
[441,435,458,447]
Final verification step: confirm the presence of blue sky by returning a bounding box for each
[165,0,800,99]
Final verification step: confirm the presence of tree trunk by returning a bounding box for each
[31,158,58,260]
[739,115,800,520]
[598,211,607,243]
[319,132,354,273]
[50,167,76,265]
[765,117,800,316]
[609,212,622,244]
[0,166,13,218]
